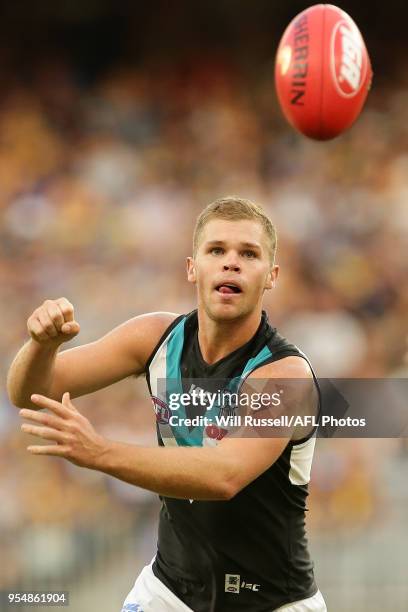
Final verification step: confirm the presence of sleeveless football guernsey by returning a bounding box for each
[144,310,319,611]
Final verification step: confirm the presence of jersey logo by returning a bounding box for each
[205,424,228,440]
[151,396,170,424]
[225,574,241,594]
[224,574,261,593]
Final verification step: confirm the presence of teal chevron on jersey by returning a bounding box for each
[164,317,195,446]
[151,314,274,448]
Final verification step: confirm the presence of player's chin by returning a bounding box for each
[208,301,248,321]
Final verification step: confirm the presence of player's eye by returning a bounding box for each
[242,250,257,258]
[210,247,224,255]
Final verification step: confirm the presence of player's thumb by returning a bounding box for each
[61,321,80,337]
[62,391,77,411]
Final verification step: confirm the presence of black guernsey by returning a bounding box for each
[145,310,318,611]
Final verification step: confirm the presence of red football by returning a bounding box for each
[275,4,373,140]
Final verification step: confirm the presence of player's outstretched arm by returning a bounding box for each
[7,298,178,409]
[18,357,316,500]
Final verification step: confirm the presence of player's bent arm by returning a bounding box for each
[8,312,178,409]
[47,312,178,400]
[96,357,314,500]
[19,357,315,500]
[94,435,292,501]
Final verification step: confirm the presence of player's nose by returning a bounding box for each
[223,256,241,272]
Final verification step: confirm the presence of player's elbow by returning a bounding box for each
[8,393,39,410]
[201,475,238,501]
[6,384,27,409]
[214,482,233,501]
[6,381,41,410]
[210,456,250,500]
[216,471,244,501]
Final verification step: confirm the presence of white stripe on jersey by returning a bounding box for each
[149,336,178,447]
[289,437,316,486]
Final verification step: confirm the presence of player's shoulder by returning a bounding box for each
[130,311,181,328]
[244,356,316,428]
[124,311,181,341]
[114,311,181,371]
[248,355,313,380]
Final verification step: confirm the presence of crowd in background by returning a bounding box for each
[0,44,407,603]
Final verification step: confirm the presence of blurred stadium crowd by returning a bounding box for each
[1,6,408,608]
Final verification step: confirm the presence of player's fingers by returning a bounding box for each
[21,423,70,443]
[27,445,71,456]
[30,394,71,417]
[61,391,78,413]
[28,316,51,342]
[44,300,65,331]
[60,321,80,336]
[19,408,65,430]
[55,297,74,323]
[37,309,59,338]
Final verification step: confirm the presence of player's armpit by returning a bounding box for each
[48,312,179,400]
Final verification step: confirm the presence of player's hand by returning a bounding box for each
[27,298,80,345]
[20,392,107,469]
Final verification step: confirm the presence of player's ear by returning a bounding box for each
[265,264,279,290]
[186,257,196,284]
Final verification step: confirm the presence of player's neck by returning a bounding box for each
[197,308,262,365]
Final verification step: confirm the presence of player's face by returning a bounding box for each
[187,219,279,321]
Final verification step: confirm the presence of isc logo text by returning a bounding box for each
[224,574,261,594]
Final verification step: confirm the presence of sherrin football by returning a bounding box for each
[275,4,373,140]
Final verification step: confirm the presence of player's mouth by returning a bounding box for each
[214,282,243,295]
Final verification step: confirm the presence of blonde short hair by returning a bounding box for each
[193,196,277,264]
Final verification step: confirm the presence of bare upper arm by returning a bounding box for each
[49,312,179,400]
[241,355,317,441]
[216,356,317,494]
